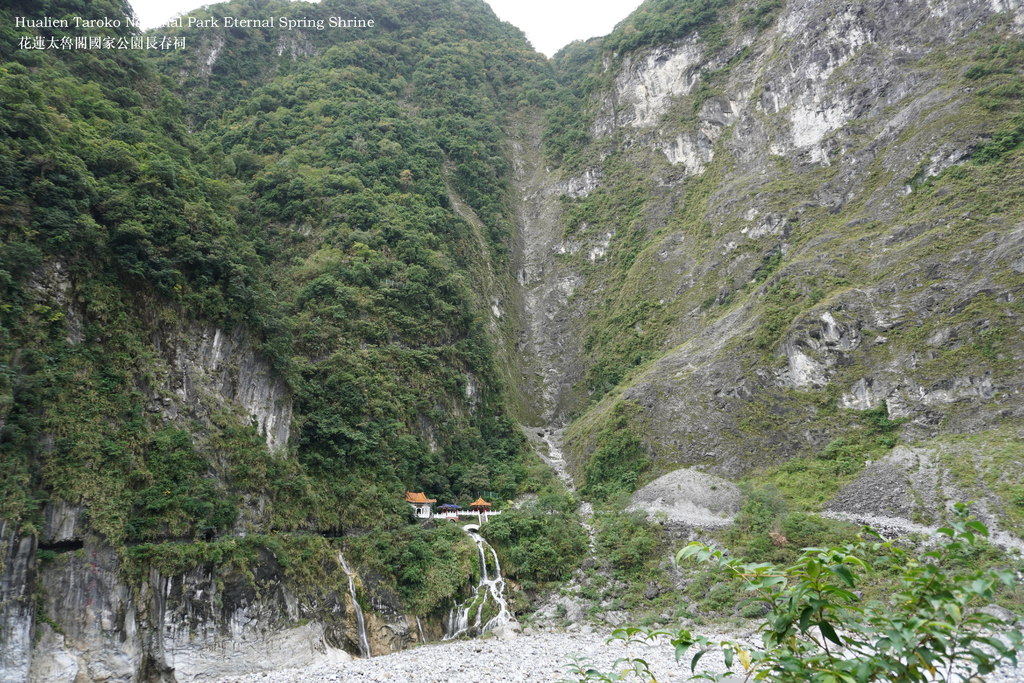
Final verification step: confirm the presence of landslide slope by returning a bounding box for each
[536,0,1024,506]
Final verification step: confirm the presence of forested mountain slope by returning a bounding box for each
[1,0,557,677]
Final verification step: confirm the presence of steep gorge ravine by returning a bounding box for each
[507,112,586,428]
[4,0,1024,680]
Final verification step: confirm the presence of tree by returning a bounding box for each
[464,463,491,495]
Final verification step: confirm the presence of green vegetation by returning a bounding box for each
[594,510,662,576]
[739,0,784,31]
[545,39,599,167]
[0,0,269,540]
[127,428,237,540]
[725,486,860,565]
[753,277,806,349]
[967,42,1024,163]
[571,506,1023,682]
[677,507,1023,682]
[582,402,650,502]
[0,0,559,611]
[347,522,479,616]
[734,401,908,520]
[600,0,733,59]
[482,489,588,582]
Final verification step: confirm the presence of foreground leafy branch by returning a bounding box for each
[564,504,1022,682]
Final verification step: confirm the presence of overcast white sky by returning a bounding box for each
[128,0,641,57]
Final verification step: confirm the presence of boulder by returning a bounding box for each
[491,622,522,641]
[603,611,626,628]
[562,601,585,624]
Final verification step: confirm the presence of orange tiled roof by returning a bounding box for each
[469,497,491,508]
[406,491,436,504]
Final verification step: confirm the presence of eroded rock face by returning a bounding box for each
[508,115,590,424]
[23,546,357,683]
[550,0,1024,480]
[0,525,35,683]
[1,486,457,683]
[3,525,449,683]
[823,441,1024,553]
[148,322,292,453]
[593,37,708,135]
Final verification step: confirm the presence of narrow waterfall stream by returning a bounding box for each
[338,552,372,658]
[416,616,427,645]
[443,530,512,640]
[539,429,573,489]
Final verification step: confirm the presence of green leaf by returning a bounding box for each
[818,620,843,647]
[690,649,706,672]
[807,559,821,579]
[821,585,858,602]
[965,520,989,537]
[799,606,814,633]
[774,614,793,633]
[829,563,856,587]
[945,603,961,622]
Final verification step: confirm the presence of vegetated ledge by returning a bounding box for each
[36,539,84,554]
[120,528,352,547]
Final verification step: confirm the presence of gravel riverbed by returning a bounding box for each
[213,627,1024,683]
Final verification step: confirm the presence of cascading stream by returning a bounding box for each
[539,429,573,489]
[338,551,372,658]
[416,615,427,644]
[443,530,512,640]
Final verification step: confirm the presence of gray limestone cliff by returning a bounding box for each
[0,274,432,681]
[1,505,438,683]
[499,0,1024,494]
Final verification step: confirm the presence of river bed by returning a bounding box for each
[210,625,1024,683]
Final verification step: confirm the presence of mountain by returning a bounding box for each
[2,0,1023,679]
[1,0,558,676]
[536,0,1024,501]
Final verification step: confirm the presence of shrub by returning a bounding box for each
[571,504,1023,682]
[594,511,661,576]
[482,490,588,582]
[582,402,650,501]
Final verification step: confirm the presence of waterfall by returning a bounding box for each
[443,529,512,639]
[338,551,372,658]
[416,616,427,644]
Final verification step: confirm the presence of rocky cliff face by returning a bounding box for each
[147,322,292,454]
[511,0,1024,489]
[1,516,440,683]
[506,115,593,425]
[0,267,431,681]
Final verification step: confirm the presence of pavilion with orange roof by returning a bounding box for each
[405,491,436,519]
[469,497,492,522]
